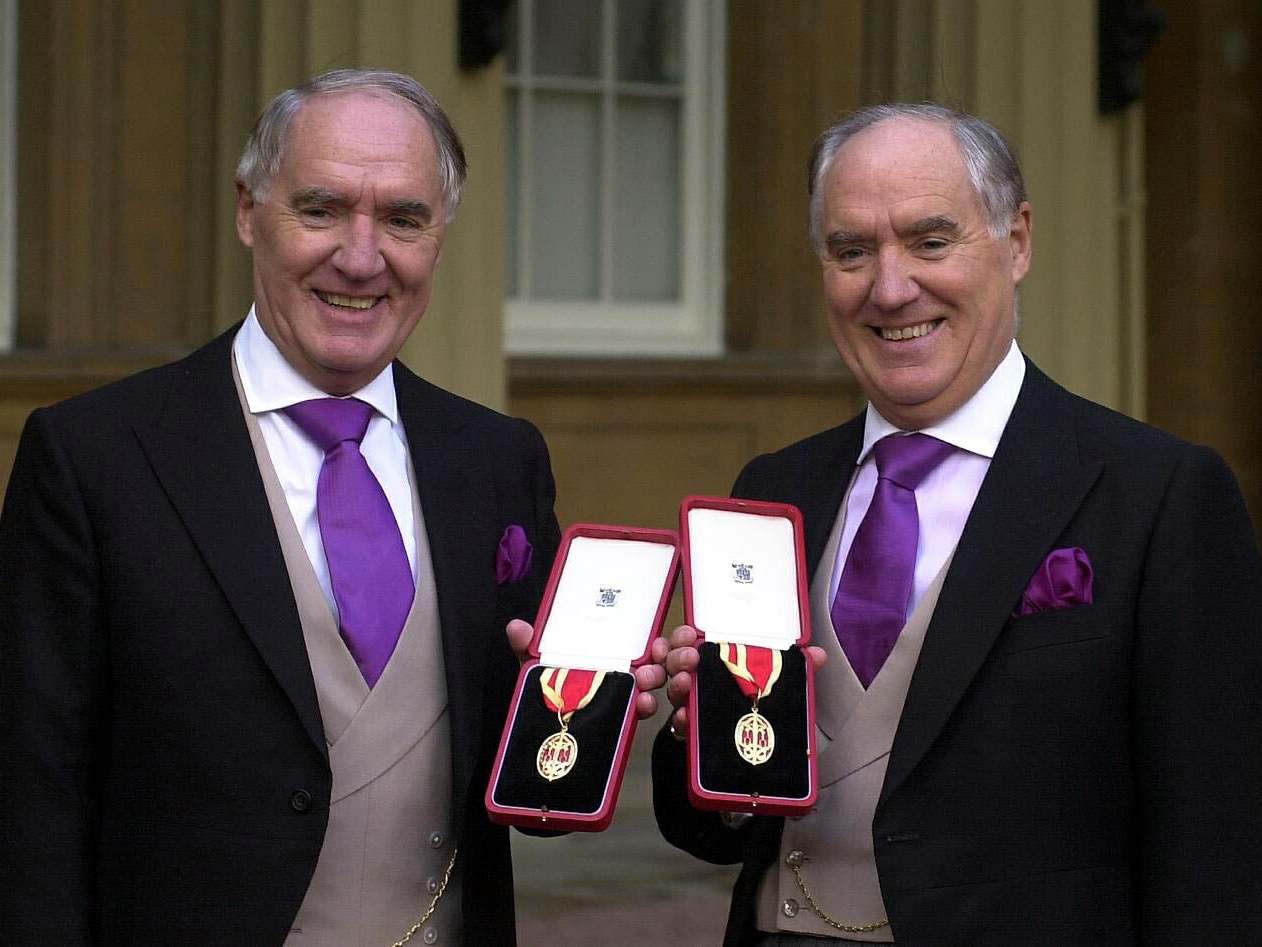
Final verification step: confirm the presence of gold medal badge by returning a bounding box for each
[717,642,783,766]
[536,666,606,781]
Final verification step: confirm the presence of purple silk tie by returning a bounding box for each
[830,433,955,688]
[284,398,414,687]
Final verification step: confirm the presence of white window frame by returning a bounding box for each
[504,0,726,357]
[0,0,16,351]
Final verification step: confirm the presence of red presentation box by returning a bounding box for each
[680,496,818,816]
[485,523,680,832]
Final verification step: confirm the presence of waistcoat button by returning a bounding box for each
[429,831,444,849]
[785,849,804,868]
[782,898,799,918]
[289,790,312,813]
[427,876,440,894]
[422,927,438,944]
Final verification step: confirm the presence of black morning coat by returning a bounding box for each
[654,361,1262,945]
[0,326,561,944]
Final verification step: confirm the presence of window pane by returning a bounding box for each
[530,92,600,300]
[505,90,520,297]
[613,97,679,301]
[617,0,683,83]
[534,0,601,78]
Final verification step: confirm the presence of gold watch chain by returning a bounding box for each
[789,860,889,934]
[390,847,458,947]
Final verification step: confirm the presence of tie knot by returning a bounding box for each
[284,398,375,452]
[872,433,954,490]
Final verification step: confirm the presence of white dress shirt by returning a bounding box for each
[828,341,1026,618]
[232,308,417,621]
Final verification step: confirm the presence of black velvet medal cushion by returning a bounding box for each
[695,641,810,799]
[494,666,635,815]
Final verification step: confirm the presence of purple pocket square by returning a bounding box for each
[496,525,533,585]
[1014,547,1093,617]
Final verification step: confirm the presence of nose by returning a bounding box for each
[332,212,387,281]
[869,246,920,311]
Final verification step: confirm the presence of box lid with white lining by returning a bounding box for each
[487,523,680,831]
[680,496,818,815]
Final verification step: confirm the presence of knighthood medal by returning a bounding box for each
[536,666,606,781]
[717,642,783,766]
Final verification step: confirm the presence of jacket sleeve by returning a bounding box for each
[522,417,561,614]
[651,723,749,864]
[0,408,106,943]
[1131,444,1262,936]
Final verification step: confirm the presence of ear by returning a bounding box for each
[1009,201,1033,284]
[235,181,257,249]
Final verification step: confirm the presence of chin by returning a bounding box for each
[870,371,950,407]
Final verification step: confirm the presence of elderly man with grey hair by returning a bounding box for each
[651,104,1262,944]
[0,69,561,944]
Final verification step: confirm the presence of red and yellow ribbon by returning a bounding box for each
[539,667,607,725]
[716,642,783,705]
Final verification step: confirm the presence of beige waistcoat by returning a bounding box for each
[235,373,462,947]
[756,489,953,942]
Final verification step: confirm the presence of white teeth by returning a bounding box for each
[317,291,377,310]
[880,321,937,341]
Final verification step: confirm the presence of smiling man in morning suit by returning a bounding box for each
[651,105,1262,944]
[0,70,562,944]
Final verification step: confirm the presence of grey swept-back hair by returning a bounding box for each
[235,68,467,222]
[807,103,1026,253]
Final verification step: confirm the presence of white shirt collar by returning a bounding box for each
[859,340,1026,463]
[232,306,399,423]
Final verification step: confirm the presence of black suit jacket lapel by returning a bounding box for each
[132,329,326,756]
[394,366,499,827]
[803,419,866,578]
[880,362,1103,805]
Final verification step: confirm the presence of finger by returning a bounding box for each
[634,691,658,719]
[505,619,534,665]
[635,663,666,693]
[668,624,699,649]
[805,645,827,670]
[668,705,689,740]
[650,635,671,665]
[664,645,699,677]
[666,669,693,709]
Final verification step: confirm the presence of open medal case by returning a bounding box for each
[485,524,680,831]
[680,496,818,815]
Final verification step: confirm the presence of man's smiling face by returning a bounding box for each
[236,90,447,395]
[819,117,1032,430]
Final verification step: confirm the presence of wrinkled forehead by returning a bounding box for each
[285,90,435,152]
[823,119,981,226]
[275,91,444,200]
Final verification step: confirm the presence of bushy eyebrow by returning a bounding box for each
[383,198,434,225]
[824,229,867,252]
[824,213,964,255]
[287,186,342,208]
[286,188,434,225]
[904,215,961,237]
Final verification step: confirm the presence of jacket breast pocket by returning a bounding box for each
[996,602,1112,656]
